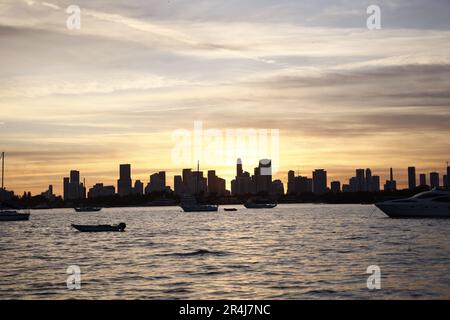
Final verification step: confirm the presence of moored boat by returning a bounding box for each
[74,207,102,212]
[244,198,277,209]
[72,223,126,232]
[375,189,450,218]
[0,210,30,221]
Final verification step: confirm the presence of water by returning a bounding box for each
[1,204,449,299]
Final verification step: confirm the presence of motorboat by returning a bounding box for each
[72,223,126,232]
[74,207,102,212]
[244,199,277,209]
[375,189,450,218]
[224,208,238,212]
[0,210,30,221]
[181,202,219,212]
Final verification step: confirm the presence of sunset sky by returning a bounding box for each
[1,0,449,195]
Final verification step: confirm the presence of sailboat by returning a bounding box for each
[180,161,218,212]
[0,152,30,221]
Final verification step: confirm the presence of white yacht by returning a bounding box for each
[375,189,450,218]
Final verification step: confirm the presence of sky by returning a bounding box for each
[0,0,449,195]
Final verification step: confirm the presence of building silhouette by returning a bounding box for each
[134,180,144,195]
[330,181,341,193]
[419,173,427,187]
[145,172,166,194]
[384,168,397,191]
[118,164,132,196]
[447,166,450,188]
[231,158,252,196]
[88,183,115,198]
[408,166,416,190]
[430,172,440,189]
[312,169,327,195]
[63,170,86,200]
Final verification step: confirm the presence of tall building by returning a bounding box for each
[419,173,427,186]
[207,170,218,195]
[408,167,416,190]
[365,168,372,192]
[63,170,85,200]
[134,180,144,195]
[430,172,440,189]
[145,172,166,194]
[257,160,272,194]
[287,170,296,195]
[447,166,450,188]
[330,181,341,193]
[312,169,327,195]
[174,175,184,195]
[371,176,381,192]
[118,164,132,196]
[63,177,70,200]
[355,169,365,192]
[236,158,243,177]
[443,175,448,189]
[182,169,194,194]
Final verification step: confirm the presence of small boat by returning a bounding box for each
[0,210,30,221]
[74,207,102,212]
[181,203,219,212]
[72,223,126,232]
[375,189,450,218]
[224,208,238,211]
[244,199,277,209]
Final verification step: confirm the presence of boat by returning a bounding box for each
[375,189,450,218]
[179,161,219,212]
[72,223,126,232]
[0,152,30,221]
[0,210,30,221]
[244,198,277,209]
[74,207,102,212]
[224,208,238,211]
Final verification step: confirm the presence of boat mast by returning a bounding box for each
[1,152,4,190]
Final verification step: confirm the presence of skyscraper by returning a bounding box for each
[118,164,132,196]
[419,173,427,186]
[371,176,381,192]
[356,169,365,192]
[134,180,144,195]
[430,172,439,189]
[207,170,218,195]
[408,167,416,190]
[365,168,372,192]
[447,166,450,189]
[312,169,327,195]
[174,175,184,195]
[63,170,85,200]
[236,158,243,177]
